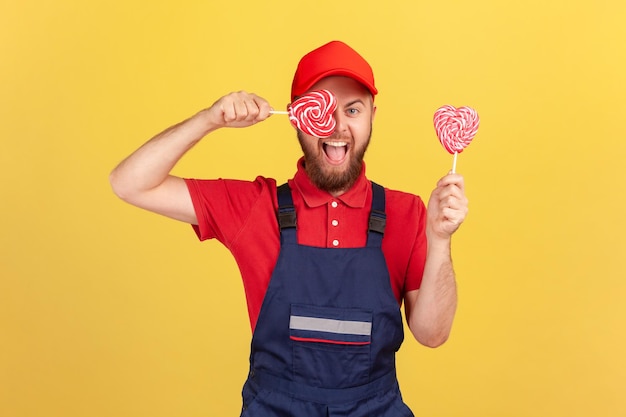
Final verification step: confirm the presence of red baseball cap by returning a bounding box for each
[291,40,378,101]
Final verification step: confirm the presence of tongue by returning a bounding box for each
[325,145,347,162]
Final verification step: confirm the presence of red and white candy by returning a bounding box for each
[433,105,479,172]
[288,90,337,138]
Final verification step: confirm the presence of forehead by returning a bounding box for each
[310,76,371,102]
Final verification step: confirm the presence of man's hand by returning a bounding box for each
[202,91,273,129]
[426,173,468,240]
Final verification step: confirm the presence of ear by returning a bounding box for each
[372,104,377,120]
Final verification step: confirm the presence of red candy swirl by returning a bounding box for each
[433,105,480,154]
[288,90,337,138]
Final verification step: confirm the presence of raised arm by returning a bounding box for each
[404,173,468,347]
[109,92,272,223]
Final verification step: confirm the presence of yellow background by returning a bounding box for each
[2,0,625,416]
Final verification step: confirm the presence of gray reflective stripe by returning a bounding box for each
[289,316,372,336]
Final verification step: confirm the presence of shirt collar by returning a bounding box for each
[291,157,370,208]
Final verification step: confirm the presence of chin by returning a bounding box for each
[309,159,362,193]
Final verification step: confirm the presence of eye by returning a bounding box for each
[346,107,360,116]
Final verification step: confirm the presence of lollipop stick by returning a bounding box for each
[452,152,458,174]
[269,110,289,115]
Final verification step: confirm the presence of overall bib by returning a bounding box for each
[240,183,414,417]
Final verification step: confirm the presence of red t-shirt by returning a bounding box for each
[185,159,427,331]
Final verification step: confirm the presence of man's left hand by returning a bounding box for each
[426,173,469,240]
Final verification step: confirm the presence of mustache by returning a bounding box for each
[320,133,351,141]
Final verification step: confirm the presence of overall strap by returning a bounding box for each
[367,182,386,248]
[276,183,297,244]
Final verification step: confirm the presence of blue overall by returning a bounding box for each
[240,182,414,417]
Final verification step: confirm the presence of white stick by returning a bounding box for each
[452,152,458,174]
[269,110,289,115]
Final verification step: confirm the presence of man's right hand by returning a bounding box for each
[202,91,273,130]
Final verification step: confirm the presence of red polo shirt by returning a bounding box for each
[185,159,427,331]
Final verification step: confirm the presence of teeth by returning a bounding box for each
[324,141,347,147]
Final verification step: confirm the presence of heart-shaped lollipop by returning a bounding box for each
[288,90,337,138]
[433,105,479,172]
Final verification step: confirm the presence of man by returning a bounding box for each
[110,40,468,416]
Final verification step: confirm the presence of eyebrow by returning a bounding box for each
[344,99,366,108]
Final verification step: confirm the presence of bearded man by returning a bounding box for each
[110,40,468,417]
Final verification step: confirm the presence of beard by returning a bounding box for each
[297,127,372,194]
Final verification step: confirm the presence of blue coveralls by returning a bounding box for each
[240,182,414,417]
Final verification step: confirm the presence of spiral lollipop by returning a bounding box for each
[269,90,337,138]
[287,90,337,138]
[433,105,479,173]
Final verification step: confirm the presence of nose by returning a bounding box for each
[333,110,348,134]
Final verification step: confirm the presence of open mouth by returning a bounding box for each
[322,141,349,164]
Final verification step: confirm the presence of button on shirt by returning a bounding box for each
[328,201,341,246]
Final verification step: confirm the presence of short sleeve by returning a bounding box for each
[383,190,427,301]
[184,176,277,247]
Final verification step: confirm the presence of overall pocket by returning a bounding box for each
[290,304,372,388]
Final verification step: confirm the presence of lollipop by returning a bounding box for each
[271,90,337,138]
[433,105,479,173]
